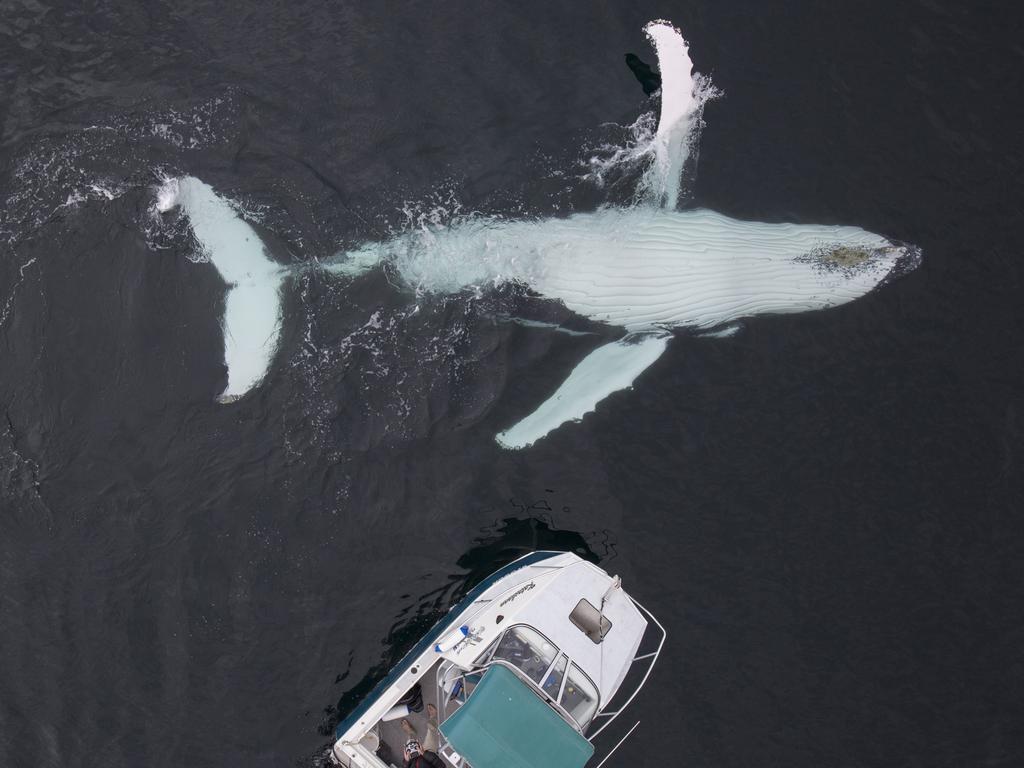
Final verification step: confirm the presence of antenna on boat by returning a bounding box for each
[596,575,621,695]
[599,575,622,619]
[598,575,621,640]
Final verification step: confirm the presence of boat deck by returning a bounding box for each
[375,660,446,767]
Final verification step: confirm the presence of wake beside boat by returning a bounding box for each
[330,552,665,768]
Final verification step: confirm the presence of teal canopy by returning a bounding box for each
[439,664,595,768]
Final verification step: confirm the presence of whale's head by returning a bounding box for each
[802,236,922,302]
[819,241,925,280]
[881,240,924,284]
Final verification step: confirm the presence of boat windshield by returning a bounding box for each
[488,625,559,685]
[561,664,599,728]
[540,653,567,700]
[474,625,600,730]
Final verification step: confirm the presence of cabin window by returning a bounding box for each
[489,625,559,685]
[569,598,612,643]
[561,664,600,729]
[540,653,567,700]
[473,634,502,666]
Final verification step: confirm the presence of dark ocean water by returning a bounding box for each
[2,1,1023,766]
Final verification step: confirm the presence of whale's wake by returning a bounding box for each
[152,20,920,448]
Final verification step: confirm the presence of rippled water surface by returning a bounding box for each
[2,2,1023,766]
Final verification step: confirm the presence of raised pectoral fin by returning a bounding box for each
[644,21,697,209]
[495,333,670,450]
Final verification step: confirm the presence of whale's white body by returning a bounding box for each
[345,206,909,333]
[155,20,919,447]
[333,206,917,447]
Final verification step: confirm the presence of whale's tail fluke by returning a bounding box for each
[155,176,284,402]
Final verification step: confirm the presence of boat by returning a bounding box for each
[330,551,665,768]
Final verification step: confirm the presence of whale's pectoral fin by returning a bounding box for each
[218,276,285,402]
[498,315,597,337]
[644,20,698,209]
[495,332,671,450]
[696,321,742,339]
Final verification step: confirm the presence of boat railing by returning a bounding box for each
[585,593,667,743]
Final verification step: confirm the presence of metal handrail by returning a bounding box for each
[592,720,641,768]
[586,594,666,741]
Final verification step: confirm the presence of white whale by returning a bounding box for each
[152,20,919,447]
[324,20,919,447]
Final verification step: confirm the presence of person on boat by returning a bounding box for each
[402,738,444,768]
[401,703,443,768]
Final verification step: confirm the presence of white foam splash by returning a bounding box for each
[0,256,39,330]
[0,94,238,244]
[154,177,180,213]
[582,111,658,197]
